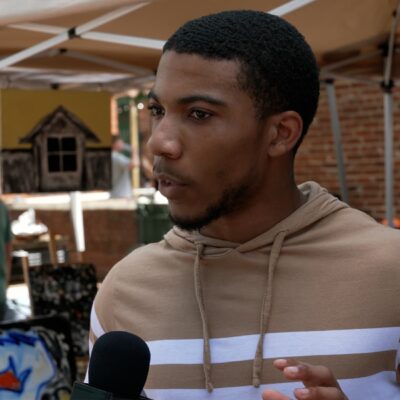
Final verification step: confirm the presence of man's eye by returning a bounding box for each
[148,104,164,117]
[190,109,211,120]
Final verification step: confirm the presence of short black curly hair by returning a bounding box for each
[163,10,320,152]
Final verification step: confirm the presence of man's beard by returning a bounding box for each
[169,181,253,232]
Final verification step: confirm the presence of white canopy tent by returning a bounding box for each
[0,0,399,224]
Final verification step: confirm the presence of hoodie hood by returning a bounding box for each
[164,181,348,255]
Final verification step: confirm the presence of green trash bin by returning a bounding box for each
[137,203,173,244]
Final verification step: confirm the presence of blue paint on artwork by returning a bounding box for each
[0,332,38,347]
[0,330,56,400]
[0,356,31,393]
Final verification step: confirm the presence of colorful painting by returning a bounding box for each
[0,316,75,399]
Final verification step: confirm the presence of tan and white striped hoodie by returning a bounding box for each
[90,181,400,399]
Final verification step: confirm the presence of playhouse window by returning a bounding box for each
[47,136,77,173]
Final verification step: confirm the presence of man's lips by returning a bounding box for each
[154,173,189,199]
[154,173,187,186]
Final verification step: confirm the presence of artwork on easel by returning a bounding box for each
[25,263,98,357]
[0,315,76,400]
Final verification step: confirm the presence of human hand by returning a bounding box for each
[262,359,348,400]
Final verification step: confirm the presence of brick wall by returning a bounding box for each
[295,80,400,221]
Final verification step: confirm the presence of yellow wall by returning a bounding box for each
[1,89,111,149]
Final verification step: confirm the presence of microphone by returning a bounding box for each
[71,331,151,400]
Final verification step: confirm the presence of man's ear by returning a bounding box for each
[267,111,303,157]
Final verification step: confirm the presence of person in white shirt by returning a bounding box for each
[111,135,136,198]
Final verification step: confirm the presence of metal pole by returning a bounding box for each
[325,80,349,204]
[384,4,400,84]
[269,0,317,16]
[381,2,400,227]
[0,2,150,70]
[9,22,165,51]
[383,87,394,227]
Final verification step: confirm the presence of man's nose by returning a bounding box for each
[147,117,183,159]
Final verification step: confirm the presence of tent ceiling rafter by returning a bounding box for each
[0,0,316,91]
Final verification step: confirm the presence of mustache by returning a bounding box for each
[153,160,192,184]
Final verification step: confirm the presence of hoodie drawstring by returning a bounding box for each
[193,243,214,392]
[252,230,288,387]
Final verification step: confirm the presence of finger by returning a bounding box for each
[273,358,290,371]
[273,358,305,371]
[262,389,291,400]
[277,360,339,388]
[294,386,347,400]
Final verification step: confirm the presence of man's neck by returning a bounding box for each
[200,184,306,243]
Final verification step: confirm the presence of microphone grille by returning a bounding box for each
[89,331,150,399]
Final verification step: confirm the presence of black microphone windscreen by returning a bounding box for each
[88,331,150,399]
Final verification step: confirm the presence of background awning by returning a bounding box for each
[0,0,398,90]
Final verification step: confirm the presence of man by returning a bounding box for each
[111,135,137,198]
[90,11,400,399]
[0,199,12,319]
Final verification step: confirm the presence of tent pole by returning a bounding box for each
[384,4,400,83]
[325,79,349,203]
[0,2,150,70]
[381,2,400,227]
[8,22,165,50]
[322,72,379,86]
[383,85,394,227]
[269,0,317,16]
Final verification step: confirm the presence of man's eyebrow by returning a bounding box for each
[147,90,226,107]
[177,95,227,107]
